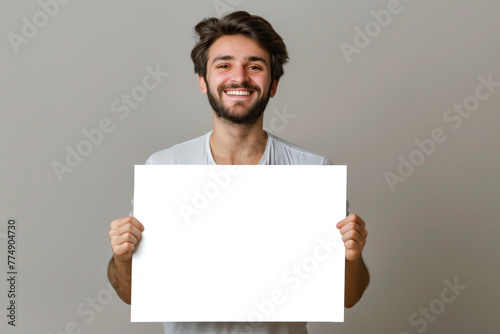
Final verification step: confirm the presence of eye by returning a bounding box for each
[217,64,229,69]
[248,65,262,70]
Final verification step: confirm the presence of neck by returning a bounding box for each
[210,114,268,165]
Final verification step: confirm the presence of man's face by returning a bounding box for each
[199,34,278,126]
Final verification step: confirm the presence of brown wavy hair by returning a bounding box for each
[191,11,289,82]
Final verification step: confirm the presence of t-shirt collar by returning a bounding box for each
[205,130,270,165]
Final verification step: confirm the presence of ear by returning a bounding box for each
[270,79,279,98]
[199,76,207,94]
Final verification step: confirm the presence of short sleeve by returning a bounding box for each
[323,157,333,165]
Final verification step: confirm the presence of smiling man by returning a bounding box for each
[108,11,369,334]
[203,34,275,127]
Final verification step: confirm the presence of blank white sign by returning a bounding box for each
[131,165,346,322]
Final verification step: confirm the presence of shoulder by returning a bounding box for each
[266,132,332,165]
[145,132,210,165]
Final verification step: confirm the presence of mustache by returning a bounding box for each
[217,83,260,94]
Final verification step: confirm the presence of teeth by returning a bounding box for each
[226,90,251,96]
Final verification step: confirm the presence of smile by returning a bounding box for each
[224,90,253,96]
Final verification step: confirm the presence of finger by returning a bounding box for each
[344,239,363,252]
[339,221,365,236]
[344,237,365,259]
[341,230,366,247]
[336,213,365,229]
[340,230,368,258]
[110,232,139,248]
[112,242,136,258]
[109,222,143,242]
[110,216,144,232]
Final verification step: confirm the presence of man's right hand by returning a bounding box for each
[109,216,144,262]
[107,216,144,304]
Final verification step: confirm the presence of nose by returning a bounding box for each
[230,65,249,84]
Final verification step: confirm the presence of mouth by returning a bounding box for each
[223,89,254,97]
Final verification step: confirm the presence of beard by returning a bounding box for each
[206,80,272,126]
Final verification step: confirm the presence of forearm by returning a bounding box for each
[107,256,132,304]
[344,256,370,308]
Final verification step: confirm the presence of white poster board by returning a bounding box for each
[131,165,346,322]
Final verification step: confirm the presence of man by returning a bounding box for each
[108,11,369,334]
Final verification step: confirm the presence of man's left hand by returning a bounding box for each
[336,213,368,261]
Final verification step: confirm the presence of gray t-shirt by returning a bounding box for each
[140,130,334,334]
[145,130,333,166]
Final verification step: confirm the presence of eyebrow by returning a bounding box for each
[212,55,268,66]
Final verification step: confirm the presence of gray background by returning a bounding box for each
[1,0,499,333]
